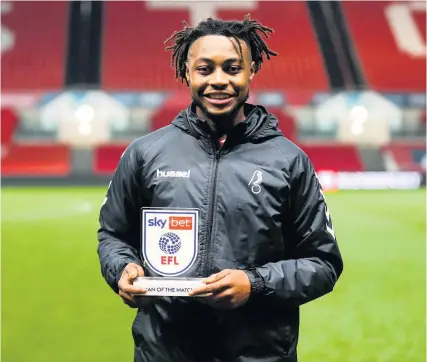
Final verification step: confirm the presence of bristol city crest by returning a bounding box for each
[141,208,199,276]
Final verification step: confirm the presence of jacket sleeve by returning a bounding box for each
[249,152,344,306]
[97,141,145,294]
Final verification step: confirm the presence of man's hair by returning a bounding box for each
[164,14,278,85]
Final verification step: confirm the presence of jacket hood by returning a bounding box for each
[172,102,283,143]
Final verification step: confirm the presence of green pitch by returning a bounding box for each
[2,187,425,362]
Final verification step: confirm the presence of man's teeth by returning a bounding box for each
[207,94,231,99]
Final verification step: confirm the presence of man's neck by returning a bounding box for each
[196,106,246,138]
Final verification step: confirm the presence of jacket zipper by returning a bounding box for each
[203,144,221,276]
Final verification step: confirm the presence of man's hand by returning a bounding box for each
[189,269,251,309]
[117,263,150,308]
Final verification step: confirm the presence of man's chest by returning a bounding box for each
[140,148,290,216]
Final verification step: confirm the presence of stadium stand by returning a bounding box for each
[300,144,364,172]
[342,1,426,92]
[150,91,192,131]
[1,1,425,185]
[381,142,426,171]
[101,2,329,91]
[1,1,68,91]
[1,108,19,155]
[2,144,70,176]
[94,144,127,175]
[266,107,296,142]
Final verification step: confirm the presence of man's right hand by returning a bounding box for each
[118,263,151,308]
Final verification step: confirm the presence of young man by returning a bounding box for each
[98,15,343,362]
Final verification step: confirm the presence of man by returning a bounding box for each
[98,15,343,362]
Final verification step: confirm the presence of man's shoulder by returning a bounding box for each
[269,135,309,166]
[268,137,317,184]
[127,125,178,154]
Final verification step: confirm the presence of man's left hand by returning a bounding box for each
[189,269,251,309]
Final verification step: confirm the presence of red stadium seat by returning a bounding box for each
[342,1,426,92]
[150,91,191,131]
[381,142,426,171]
[94,144,128,175]
[101,1,329,91]
[266,107,296,142]
[1,108,19,154]
[2,144,71,176]
[300,144,364,172]
[1,1,68,90]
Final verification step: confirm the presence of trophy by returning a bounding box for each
[132,207,206,297]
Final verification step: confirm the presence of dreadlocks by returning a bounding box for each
[164,14,278,85]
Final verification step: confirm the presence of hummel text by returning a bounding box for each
[156,169,191,178]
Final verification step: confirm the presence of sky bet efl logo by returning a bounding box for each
[142,209,199,277]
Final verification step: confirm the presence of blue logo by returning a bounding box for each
[159,232,181,254]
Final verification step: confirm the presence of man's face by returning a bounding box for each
[186,35,255,122]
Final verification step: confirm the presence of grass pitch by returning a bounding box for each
[2,187,425,362]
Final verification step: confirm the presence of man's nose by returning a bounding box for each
[209,69,229,88]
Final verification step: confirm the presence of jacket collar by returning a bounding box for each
[172,102,278,143]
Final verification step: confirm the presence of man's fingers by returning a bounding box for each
[119,290,137,306]
[119,266,146,295]
[190,271,232,296]
[211,289,233,302]
[188,286,210,296]
[121,283,147,295]
[189,279,229,296]
[202,269,231,284]
[120,290,155,309]
[124,264,145,280]
[119,263,145,289]
[204,280,229,294]
[136,265,145,277]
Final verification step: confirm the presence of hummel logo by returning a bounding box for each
[156,169,191,178]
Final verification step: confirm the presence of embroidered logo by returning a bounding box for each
[248,170,263,194]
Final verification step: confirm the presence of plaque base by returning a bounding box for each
[132,277,206,297]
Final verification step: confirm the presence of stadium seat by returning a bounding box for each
[266,107,296,142]
[342,1,426,92]
[300,144,364,171]
[94,144,128,175]
[2,144,71,176]
[101,1,329,91]
[149,91,191,131]
[381,142,426,171]
[1,1,68,90]
[1,107,19,155]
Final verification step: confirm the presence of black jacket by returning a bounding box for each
[98,103,343,362]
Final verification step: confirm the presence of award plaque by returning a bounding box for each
[133,207,206,297]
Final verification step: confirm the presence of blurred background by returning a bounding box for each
[1,1,425,362]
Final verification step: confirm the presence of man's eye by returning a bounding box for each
[197,67,210,73]
[229,66,241,73]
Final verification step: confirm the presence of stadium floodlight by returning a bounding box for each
[77,121,92,135]
[75,104,95,135]
[350,105,368,135]
[75,104,95,123]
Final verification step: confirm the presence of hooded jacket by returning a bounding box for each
[98,103,344,362]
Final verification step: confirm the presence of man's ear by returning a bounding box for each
[249,61,256,82]
[185,61,190,83]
